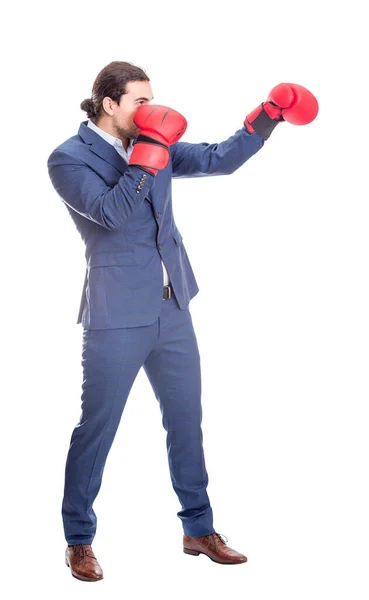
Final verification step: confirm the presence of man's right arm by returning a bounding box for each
[47,150,155,231]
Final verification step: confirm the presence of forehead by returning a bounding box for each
[126,80,153,98]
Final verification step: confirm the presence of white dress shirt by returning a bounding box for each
[87,119,170,286]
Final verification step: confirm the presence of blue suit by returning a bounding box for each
[47,121,264,543]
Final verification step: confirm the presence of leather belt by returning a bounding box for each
[163,284,173,300]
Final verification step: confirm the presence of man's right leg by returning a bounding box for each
[62,324,157,545]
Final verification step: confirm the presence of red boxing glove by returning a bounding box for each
[244,83,319,140]
[275,83,319,125]
[130,105,187,176]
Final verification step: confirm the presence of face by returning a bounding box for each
[101,80,154,141]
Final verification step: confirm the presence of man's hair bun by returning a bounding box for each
[80,98,96,118]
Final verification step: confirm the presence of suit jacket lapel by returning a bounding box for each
[78,120,153,202]
[78,120,132,177]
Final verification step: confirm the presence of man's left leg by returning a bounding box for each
[143,295,215,537]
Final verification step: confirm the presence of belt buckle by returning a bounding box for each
[163,284,172,300]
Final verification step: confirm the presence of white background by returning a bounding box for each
[2,0,368,597]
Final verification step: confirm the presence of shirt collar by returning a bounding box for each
[87,119,135,152]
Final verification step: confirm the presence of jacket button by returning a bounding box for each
[155,212,161,218]
[158,244,163,250]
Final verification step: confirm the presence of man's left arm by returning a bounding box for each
[170,82,319,179]
[170,126,264,179]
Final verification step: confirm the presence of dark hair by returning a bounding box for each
[80,61,150,123]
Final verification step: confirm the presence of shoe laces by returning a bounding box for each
[72,544,95,563]
[213,532,228,545]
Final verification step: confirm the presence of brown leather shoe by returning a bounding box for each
[183,532,247,564]
[65,544,104,581]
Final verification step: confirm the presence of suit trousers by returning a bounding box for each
[62,291,215,544]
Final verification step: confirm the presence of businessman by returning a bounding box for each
[47,61,318,581]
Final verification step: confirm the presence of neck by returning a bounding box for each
[94,117,129,151]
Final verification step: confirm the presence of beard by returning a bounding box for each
[115,122,140,141]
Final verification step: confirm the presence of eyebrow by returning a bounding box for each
[135,96,154,101]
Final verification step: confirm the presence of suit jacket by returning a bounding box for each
[47,120,264,329]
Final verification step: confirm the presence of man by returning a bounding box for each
[47,61,318,581]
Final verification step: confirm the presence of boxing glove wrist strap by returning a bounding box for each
[245,103,284,140]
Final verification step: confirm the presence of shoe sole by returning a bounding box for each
[183,547,247,565]
[65,558,104,581]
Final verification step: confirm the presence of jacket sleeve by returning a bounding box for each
[169,125,265,179]
[47,150,155,231]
